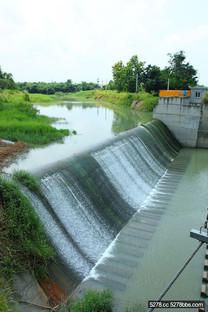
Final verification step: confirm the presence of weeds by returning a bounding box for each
[61,289,113,312]
[0,176,54,278]
[13,170,40,194]
[0,280,17,312]
[0,90,69,146]
[94,90,158,111]
[52,90,95,102]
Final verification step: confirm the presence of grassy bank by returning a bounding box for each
[51,89,158,111]
[0,90,69,146]
[94,90,158,111]
[51,90,95,102]
[0,173,54,279]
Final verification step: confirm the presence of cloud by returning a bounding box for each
[1,0,208,85]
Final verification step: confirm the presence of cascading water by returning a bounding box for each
[23,120,181,292]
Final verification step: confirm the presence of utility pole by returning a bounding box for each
[136,73,138,93]
[167,78,170,90]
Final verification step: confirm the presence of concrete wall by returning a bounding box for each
[153,97,201,147]
[196,104,208,148]
[153,87,208,148]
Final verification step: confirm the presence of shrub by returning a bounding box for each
[67,289,113,312]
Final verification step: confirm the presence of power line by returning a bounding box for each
[147,241,204,312]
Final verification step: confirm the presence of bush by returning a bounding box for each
[67,289,113,312]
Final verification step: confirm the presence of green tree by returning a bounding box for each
[112,61,126,92]
[165,50,198,89]
[143,65,167,94]
[125,55,145,92]
[0,66,16,90]
[112,56,145,92]
[107,80,115,90]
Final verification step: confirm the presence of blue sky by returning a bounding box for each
[1,0,208,86]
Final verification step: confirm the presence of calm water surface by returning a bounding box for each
[5,101,152,173]
[114,148,208,311]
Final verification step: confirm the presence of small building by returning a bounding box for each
[153,87,208,148]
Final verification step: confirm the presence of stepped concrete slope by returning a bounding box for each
[73,150,191,311]
[21,119,182,295]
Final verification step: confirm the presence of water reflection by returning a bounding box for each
[5,101,152,173]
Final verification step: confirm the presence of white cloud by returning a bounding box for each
[0,0,208,85]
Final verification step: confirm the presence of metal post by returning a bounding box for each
[147,241,204,312]
[136,73,138,93]
[167,78,170,90]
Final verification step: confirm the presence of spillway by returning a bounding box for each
[22,119,187,305]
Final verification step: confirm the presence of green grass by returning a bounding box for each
[0,280,17,312]
[62,289,113,312]
[94,90,158,111]
[0,175,54,278]
[29,93,57,103]
[52,90,95,102]
[13,170,40,194]
[0,90,69,146]
[51,89,157,111]
[57,289,146,312]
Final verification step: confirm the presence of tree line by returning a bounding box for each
[112,51,198,93]
[17,80,99,94]
[0,66,16,90]
[0,51,199,95]
[0,67,99,94]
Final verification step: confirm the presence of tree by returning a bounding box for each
[143,65,167,93]
[112,61,125,92]
[0,66,16,90]
[165,50,198,89]
[112,56,145,93]
[107,80,115,90]
[124,55,145,92]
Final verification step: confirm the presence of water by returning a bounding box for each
[78,148,208,311]
[5,101,152,173]
[5,100,208,311]
[15,119,183,298]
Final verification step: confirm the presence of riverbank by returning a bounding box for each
[0,91,70,311]
[94,89,158,111]
[51,89,158,112]
[0,90,150,311]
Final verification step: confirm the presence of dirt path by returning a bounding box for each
[0,139,28,171]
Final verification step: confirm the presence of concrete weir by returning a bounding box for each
[73,151,192,311]
[153,87,208,148]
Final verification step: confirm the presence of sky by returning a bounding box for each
[1,0,208,86]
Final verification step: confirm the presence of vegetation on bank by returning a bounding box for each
[112,51,198,93]
[17,80,99,95]
[60,289,113,312]
[51,89,157,112]
[0,174,54,279]
[57,289,145,312]
[0,90,69,146]
[51,90,95,102]
[94,89,158,111]
[0,280,17,312]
